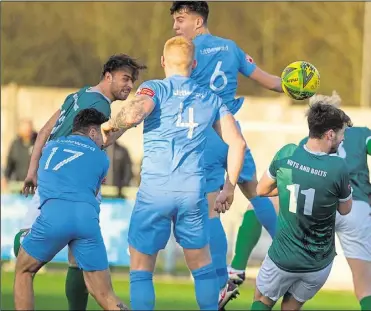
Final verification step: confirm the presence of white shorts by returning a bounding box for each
[256,255,333,303]
[335,200,371,261]
[20,189,103,230]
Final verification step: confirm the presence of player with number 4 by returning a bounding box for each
[251,102,353,311]
[102,36,246,310]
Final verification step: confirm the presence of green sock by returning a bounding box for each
[251,300,272,310]
[231,210,262,270]
[360,296,371,311]
[65,266,89,311]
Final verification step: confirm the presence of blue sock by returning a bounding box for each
[208,217,228,289]
[130,270,155,310]
[250,196,277,238]
[191,263,219,310]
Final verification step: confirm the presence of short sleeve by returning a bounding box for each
[268,151,280,180]
[268,144,297,180]
[135,80,162,107]
[236,44,257,77]
[336,164,352,202]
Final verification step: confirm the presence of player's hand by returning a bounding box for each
[22,175,37,197]
[214,189,234,214]
[101,121,119,148]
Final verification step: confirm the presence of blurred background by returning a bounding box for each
[1,2,371,310]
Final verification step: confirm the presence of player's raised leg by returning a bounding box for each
[228,207,262,284]
[237,152,277,239]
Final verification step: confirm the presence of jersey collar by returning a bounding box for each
[303,144,327,156]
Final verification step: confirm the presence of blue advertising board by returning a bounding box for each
[1,194,134,266]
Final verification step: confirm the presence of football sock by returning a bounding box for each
[360,295,371,311]
[231,210,262,270]
[65,267,89,311]
[251,300,272,310]
[250,196,277,238]
[130,270,155,310]
[191,263,219,310]
[209,217,228,289]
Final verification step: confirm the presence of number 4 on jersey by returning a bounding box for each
[176,102,199,139]
[286,184,315,216]
[44,147,84,171]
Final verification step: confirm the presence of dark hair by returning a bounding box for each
[170,1,209,24]
[101,54,147,81]
[306,102,353,139]
[72,108,108,134]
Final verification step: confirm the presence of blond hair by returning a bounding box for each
[163,36,195,71]
[309,90,342,108]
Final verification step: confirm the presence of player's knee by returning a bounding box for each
[347,258,371,300]
[15,247,43,275]
[184,245,211,271]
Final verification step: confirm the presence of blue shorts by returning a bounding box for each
[128,188,209,255]
[205,121,256,193]
[22,199,108,271]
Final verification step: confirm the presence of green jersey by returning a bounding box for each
[268,144,352,273]
[300,127,371,204]
[49,86,111,141]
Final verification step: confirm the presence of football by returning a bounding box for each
[281,61,320,100]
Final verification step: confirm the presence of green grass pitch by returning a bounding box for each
[1,270,360,310]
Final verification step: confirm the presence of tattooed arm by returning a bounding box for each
[106,95,156,132]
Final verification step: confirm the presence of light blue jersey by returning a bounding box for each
[37,135,109,211]
[128,75,230,256]
[137,75,229,192]
[191,34,257,115]
[24,134,110,271]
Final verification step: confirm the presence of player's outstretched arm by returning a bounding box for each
[257,170,278,197]
[106,95,155,131]
[249,67,283,93]
[23,109,61,196]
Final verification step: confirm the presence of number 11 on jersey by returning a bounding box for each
[287,184,315,216]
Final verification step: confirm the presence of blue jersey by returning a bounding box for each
[136,75,230,192]
[37,135,109,211]
[191,34,257,115]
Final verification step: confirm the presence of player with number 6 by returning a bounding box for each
[252,101,353,311]
[170,2,284,307]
